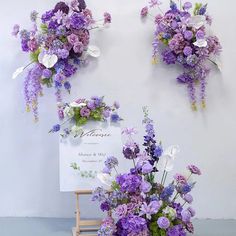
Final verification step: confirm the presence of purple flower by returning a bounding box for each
[140,180,152,193]
[51,124,60,132]
[167,225,186,236]
[162,48,177,64]
[42,69,52,78]
[199,4,207,15]
[187,207,196,217]
[157,216,170,229]
[101,201,110,212]
[73,41,84,53]
[174,173,187,184]
[184,30,193,40]
[57,49,69,59]
[196,30,205,40]
[80,107,90,117]
[105,156,118,170]
[53,10,64,24]
[140,201,161,219]
[183,194,193,204]
[70,13,86,29]
[103,109,110,118]
[67,33,79,45]
[141,6,148,18]
[115,204,127,218]
[12,24,20,37]
[141,162,153,174]
[104,12,112,24]
[183,46,192,56]
[187,164,201,175]
[183,2,192,10]
[53,1,70,14]
[176,73,192,83]
[123,142,140,159]
[92,187,106,202]
[186,222,194,233]
[160,184,175,201]
[64,81,71,90]
[41,10,54,23]
[181,209,191,222]
[114,101,120,109]
[110,113,120,122]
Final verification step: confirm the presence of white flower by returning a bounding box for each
[70,102,87,108]
[163,206,177,220]
[12,66,24,79]
[97,173,114,190]
[87,45,101,58]
[193,39,208,48]
[160,145,180,172]
[71,125,83,137]
[64,106,74,118]
[40,54,58,68]
[187,15,206,29]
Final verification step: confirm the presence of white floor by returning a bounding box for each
[0,218,236,236]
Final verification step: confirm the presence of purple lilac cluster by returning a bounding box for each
[12,0,111,121]
[141,1,222,110]
[92,109,201,235]
[50,96,121,137]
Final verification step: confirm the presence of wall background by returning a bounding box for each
[0,0,235,219]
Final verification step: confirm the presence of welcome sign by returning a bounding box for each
[60,122,123,192]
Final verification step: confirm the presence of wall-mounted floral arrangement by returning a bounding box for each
[141,1,222,110]
[12,0,111,121]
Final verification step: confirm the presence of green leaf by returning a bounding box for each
[40,24,48,33]
[30,48,40,62]
[193,3,203,15]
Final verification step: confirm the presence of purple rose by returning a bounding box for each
[57,48,69,59]
[42,69,52,78]
[184,30,193,40]
[73,41,84,54]
[183,46,192,56]
[196,30,205,39]
[157,217,170,229]
[67,33,79,45]
[80,107,90,117]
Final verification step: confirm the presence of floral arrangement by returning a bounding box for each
[92,108,201,236]
[12,0,111,121]
[141,1,222,110]
[50,96,121,137]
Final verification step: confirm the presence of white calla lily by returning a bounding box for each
[97,173,114,190]
[187,15,206,29]
[41,54,58,68]
[160,145,180,172]
[12,66,25,79]
[87,45,101,58]
[69,102,87,108]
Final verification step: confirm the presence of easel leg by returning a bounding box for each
[76,194,80,236]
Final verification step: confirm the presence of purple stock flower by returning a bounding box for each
[160,184,175,201]
[70,12,86,29]
[157,216,170,229]
[140,180,152,193]
[115,204,128,218]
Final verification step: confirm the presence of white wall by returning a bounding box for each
[0,0,236,219]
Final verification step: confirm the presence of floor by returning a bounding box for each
[0,218,236,236]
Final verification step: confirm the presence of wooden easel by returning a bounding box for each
[72,190,102,236]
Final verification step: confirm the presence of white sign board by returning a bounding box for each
[60,122,123,192]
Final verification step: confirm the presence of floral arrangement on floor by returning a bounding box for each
[12,0,112,121]
[141,0,222,110]
[92,107,201,236]
[50,96,121,137]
